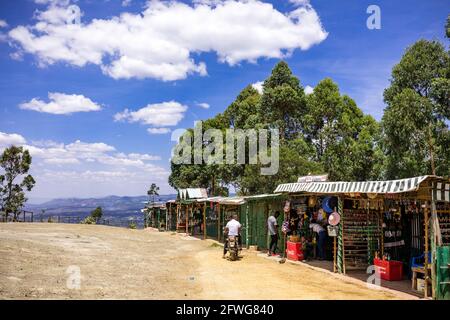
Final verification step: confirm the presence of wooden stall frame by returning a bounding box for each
[203,202,207,240]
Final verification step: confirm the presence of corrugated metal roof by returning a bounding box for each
[196,196,246,205]
[178,188,208,200]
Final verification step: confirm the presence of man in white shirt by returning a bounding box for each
[223,214,241,258]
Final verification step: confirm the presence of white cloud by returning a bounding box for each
[44,157,80,165]
[8,0,328,81]
[252,81,264,94]
[34,0,71,5]
[0,20,8,28]
[114,101,187,127]
[121,0,132,7]
[196,102,210,109]
[147,128,171,135]
[0,131,170,198]
[304,85,314,95]
[289,0,310,6]
[0,132,27,147]
[19,92,102,114]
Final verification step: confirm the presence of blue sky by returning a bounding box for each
[0,0,448,201]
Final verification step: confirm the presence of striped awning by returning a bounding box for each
[274,183,310,193]
[432,181,450,202]
[274,176,430,195]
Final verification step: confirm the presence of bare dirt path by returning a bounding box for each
[0,223,415,300]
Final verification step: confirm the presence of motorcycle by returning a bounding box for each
[227,235,239,261]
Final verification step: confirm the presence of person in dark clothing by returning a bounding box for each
[267,211,280,256]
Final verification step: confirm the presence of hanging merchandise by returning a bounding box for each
[322,196,337,213]
[281,220,290,234]
[308,197,317,207]
[284,200,291,213]
[328,211,341,226]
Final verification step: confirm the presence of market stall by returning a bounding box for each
[143,202,167,230]
[275,175,450,299]
[173,188,208,236]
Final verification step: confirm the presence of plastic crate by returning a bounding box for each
[286,241,304,261]
[374,258,403,281]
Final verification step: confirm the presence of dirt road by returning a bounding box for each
[0,223,414,299]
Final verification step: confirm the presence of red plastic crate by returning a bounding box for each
[286,241,304,261]
[374,258,403,281]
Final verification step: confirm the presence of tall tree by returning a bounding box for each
[0,146,36,221]
[90,206,103,221]
[304,79,383,181]
[169,61,385,194]
[259,61,307,140]
[382,39,449,178]
[147,183,160,204]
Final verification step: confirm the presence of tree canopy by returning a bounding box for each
[169,30,449,195]
[169,61,383,195]
[382,39,449,178]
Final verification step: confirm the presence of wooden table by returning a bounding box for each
[412,265,433,297]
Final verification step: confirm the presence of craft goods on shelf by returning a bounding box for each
[342,208,381,270]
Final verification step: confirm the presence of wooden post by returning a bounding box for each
[203,202,207,240]
[337,196,345,274]
[190,204,194,235]
[333,236,337,273]
[176,204,180,231]
[246,203,249,249]
[185,204,189,235]
[424,202,429,298]
[217,203,221,241]
[166,206,169,231]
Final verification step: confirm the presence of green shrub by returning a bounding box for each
[81,216,96,224]
[128,221,137,229]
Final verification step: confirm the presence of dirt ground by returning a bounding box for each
[0,223,416,300]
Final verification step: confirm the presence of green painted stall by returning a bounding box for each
[436,246,450,300]
[244,194,287,252]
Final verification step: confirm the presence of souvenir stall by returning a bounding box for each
[175,188,208,235]
[197,196,246,242]
[165,200,177,231]
[143,203,167,230]
[243,194,287,251]
[197,193,286,248]
[279,194,338,263]
[275,175,450,299]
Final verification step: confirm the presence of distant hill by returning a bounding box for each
[24,194,177,222]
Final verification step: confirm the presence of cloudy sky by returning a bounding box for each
[0,0,447,201]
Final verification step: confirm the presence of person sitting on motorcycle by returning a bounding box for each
[223,214,241,259]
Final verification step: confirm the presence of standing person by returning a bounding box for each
[309,222,326,260]
[267,211,280,256]
[223,214,241,259]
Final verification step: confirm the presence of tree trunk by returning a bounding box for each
[427,126,436,175]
